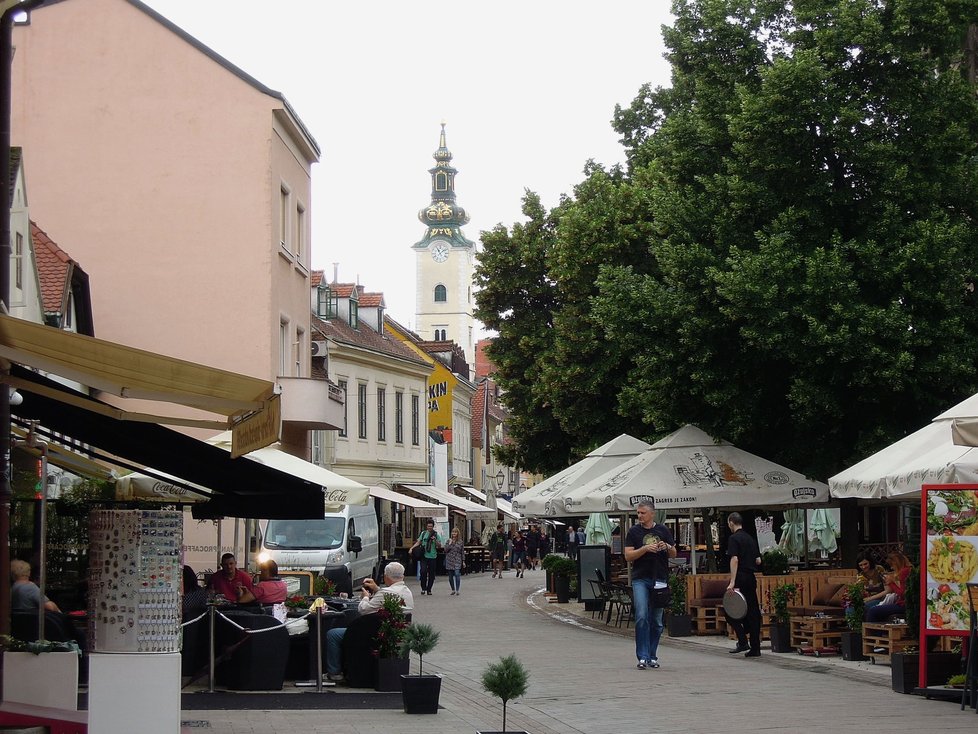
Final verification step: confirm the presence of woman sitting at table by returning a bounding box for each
[238,560,288,620]
[854,553,888,610]
[864,551,911,623]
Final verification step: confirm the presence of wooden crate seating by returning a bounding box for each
[689,579,728,635]
[861,622,914,663]
[686,569,848,618]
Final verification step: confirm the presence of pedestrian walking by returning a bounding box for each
[576,526,586,548]
[511,529,526,578]
[566,526,577,559]
[488,523,508,578]
[724,511,762,658]
[623,499,676,670]
[410,519,442,595]
[444,527,465,595]
[526,525,541,570]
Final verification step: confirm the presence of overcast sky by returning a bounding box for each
[144,1,675,328]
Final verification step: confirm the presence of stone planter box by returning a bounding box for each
[3,650,79,710]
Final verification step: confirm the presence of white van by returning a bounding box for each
[257,499,380,596]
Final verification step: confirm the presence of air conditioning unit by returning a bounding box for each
[311,340,327,357]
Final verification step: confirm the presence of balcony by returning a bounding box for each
[278,376,345,430]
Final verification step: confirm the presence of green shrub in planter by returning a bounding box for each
[480,654,529,733]
[761,548,789,575]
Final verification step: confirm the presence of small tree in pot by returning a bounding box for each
[399,623,441,714]
[478,654,529,734]
[841,583,867,661]
[666,569,691,637]
[767,582,797,652]
[550,556,576,603]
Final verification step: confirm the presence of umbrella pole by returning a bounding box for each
[689,509,696,575]
[803,510,810,569]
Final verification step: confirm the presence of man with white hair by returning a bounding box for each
[324,561,414,683]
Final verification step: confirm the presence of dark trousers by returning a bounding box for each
[420,557,437,592]
[724,571,761,652]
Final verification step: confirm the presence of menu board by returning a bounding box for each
[88,509,182,653]
[922,487,978,632]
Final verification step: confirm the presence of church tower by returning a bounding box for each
[413,123,476,372]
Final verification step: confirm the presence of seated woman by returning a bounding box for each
[854,552,888,611]
[182,565,208,622]
[864,551,911,623]
[238,560,288,620]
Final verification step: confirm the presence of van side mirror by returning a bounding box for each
[348,535,363,554]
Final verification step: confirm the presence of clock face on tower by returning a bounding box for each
[430,241,450,263]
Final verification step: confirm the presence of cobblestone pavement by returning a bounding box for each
[181,568,976,733]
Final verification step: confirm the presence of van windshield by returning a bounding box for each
[264,519,345,550]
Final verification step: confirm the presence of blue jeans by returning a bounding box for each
[326,627,346,674]
[448,568,461,591]
[631,577,665,662]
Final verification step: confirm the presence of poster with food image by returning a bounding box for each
[924,488,978,632]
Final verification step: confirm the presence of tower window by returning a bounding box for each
[434,284,447,302]
[435,171,448,191]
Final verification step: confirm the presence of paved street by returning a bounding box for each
[183,567,976,733]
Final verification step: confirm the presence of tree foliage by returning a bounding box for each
[477,0,978,479]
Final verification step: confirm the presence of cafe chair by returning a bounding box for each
[215,610,289,691]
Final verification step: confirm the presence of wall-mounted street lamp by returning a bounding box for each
[494,469,505,492]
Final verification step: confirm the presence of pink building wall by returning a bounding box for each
[10,0,317,399]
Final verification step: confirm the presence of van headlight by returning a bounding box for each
[326,549,345,565]
[257,551,270,564]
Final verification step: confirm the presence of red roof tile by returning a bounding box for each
[31,221,73,314]
[359,293,385,308]
[311,314,428,367]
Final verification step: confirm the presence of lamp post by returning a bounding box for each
[494,469,504,495]
[0,0,45,639]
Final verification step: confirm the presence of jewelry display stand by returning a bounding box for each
[87,509,182,734]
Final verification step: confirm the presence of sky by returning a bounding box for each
[144,1,675,328]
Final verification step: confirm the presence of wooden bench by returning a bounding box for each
[0,701,87,734]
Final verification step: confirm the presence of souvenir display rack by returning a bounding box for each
[88,509,182,653]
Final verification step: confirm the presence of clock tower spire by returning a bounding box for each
[413,123,476,373]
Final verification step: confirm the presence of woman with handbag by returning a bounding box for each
[410,520,442,595]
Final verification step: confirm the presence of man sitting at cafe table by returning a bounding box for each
[324,561,414,684]
[207,553,255,602]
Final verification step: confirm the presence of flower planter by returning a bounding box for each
[375,656,409,692]
[667,613,692,637]
[840,630,867,661]
[401,673,442,714]
[891,651,961,694]
[3,650,79,710]
[554,575,571,603]
[768,623,793,653]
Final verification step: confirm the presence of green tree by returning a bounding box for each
[595,0,978,477]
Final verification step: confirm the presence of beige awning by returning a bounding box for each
[11,425,117,481]
[0,314,278,448]
[369,486,448,521]
[397,484,498,520]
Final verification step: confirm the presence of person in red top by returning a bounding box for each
[865,551,911,622]
[207,553,255,602]
[239,560,287,605]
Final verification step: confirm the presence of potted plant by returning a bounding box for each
[666,569,691,637]
[540,553,562,594]
[0,634,81,710]
[399,623,442,714]
[550,556,576,603]
[761,548,789,575]
[372,593,410,691]
[478,653,529,734]
[313,575,337,597]
[767,582,797,652]
[890,566,961,693]
[841,582,867,661]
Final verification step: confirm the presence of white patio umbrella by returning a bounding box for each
[562,425,828,513]
[829,392,978,500]
[511,434,651,516]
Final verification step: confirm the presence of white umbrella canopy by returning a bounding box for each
[512,434,651,516]
[829,393,978,501]
[561,425,828,513]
